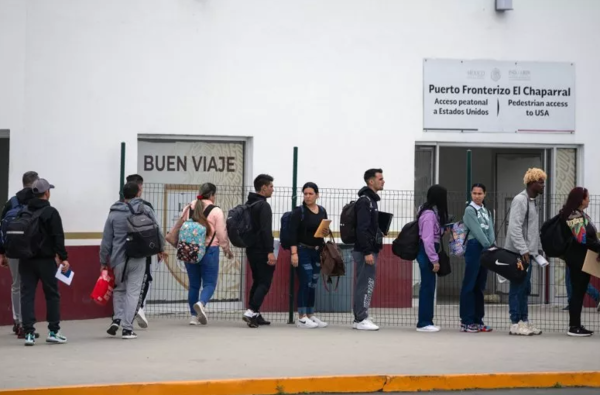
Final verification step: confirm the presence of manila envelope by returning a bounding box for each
[582,250,600,278]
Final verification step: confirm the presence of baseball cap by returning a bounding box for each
[32,178,55,194]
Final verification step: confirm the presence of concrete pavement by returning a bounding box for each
[2,318,600,391]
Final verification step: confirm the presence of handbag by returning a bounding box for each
[435,243,452,277]
[320,232,345,291]
[166,205,191,248]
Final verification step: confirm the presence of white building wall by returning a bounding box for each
[1,0,599,233]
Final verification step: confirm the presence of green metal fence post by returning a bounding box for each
[119,142,126,200]
[466,149,472,203]
[288,146,298,324]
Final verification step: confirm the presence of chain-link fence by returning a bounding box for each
[141,183,600,332]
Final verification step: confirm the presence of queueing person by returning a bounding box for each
[560,187,600,337]
[352,169,385,331]
[504,168,546,336]
[289,182,329,329]
[416,184,449,333]
[459,183,495,333]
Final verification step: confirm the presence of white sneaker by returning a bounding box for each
[135,308,149,329]
[189,315,199,326]
[355,318,379,331]
[416,325,440,333]
[525,321,542,335]
[297,318,318,329]
[193,302,208,325]
[510,321,533,336]
[310,316,328,328]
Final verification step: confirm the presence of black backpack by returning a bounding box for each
[392,220,420,261]
[280,206,302,250]
[540,214,571,258]
[125,202,162,259]
[4,207,47,260]
[340,196,370,244]
[227,201,262,248]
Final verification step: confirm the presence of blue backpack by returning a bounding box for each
[1,197,24,245]
[280,206,304,250]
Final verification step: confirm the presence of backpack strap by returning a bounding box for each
[203,204,218,246]
[126,202,136,215]
[9,196,20,209]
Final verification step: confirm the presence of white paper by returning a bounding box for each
[55,265,74,286]
[533,255,549,268]
[273,239,280,259]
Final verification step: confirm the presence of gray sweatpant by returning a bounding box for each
[352,251,378,322]
[8,258,21,324]
[112,258,146,331]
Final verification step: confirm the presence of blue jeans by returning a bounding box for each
[566,266,600,304]
[416,241,437,328]
[184,246,220,315]
[459,239,488,325]
[296,247,321,315]
[509,262,532,324]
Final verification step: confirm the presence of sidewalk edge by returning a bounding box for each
[1,372,599,395]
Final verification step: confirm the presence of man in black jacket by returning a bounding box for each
[0,171,39,338]
[242,174,276,328]
[19,179,70,346]
[352,168,385,331]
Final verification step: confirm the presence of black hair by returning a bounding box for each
[198,183,217,199]
[126,174,144,185]
[254,174,274,192]
[471,183,487,206]
[123,182,140,200]
[22,171,39,187]
[364,168,383,184]
[419,184,449,226]
[471,183,486,193]
[302,182,319,195]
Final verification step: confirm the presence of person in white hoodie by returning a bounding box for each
[184,183,234,326]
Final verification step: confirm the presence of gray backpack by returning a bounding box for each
[125,202,161,258]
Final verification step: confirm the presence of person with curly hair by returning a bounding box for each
[505,168,547,336]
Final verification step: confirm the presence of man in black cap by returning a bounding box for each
[19,178,70,346]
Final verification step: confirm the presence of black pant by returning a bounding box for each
[568,260,591,328]
[247,252,275,312]
[19,258,61,334]
[137,257,153,311]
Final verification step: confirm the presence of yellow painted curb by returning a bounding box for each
[1,372,599,395]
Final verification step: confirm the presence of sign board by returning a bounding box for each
[423,59,575,133]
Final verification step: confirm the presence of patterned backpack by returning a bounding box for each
[177,219,207,264]
[449,221,469,257]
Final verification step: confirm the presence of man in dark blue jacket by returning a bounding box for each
[352,168,385,331]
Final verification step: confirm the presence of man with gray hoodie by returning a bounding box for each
[100,182,164,339]
[504,168,547,336]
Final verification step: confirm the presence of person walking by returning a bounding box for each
[460,183,495,333]
[184,183,234,326]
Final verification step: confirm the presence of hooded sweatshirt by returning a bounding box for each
[419,208,441,263]
[354,187,382,255]
[504,190,541,256]
[245,192,274,254]
[100,198,164,268]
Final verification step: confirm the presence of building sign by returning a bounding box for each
[423,59,575,133]
[137,139,246,305]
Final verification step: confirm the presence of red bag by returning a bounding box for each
[90,268,115,306]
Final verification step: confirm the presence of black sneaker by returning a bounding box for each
[568,326,593,337]
[12,322,18,335]
[107,319,121,336]
[122,329,138,339]
[256,314,271,326]
[246,316,259,328]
